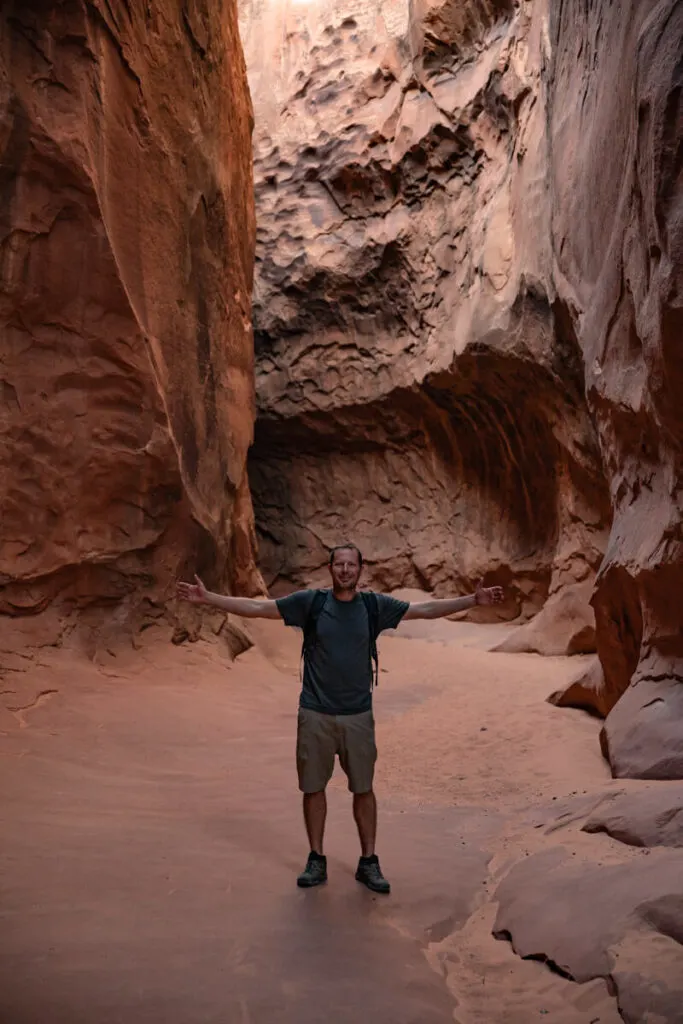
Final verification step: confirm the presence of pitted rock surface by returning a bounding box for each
[242,0,683,775]
[241,0,610,638]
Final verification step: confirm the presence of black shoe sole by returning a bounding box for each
[355,871,391,894]
[297,875,327,888]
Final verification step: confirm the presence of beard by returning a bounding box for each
[334,576,358,591]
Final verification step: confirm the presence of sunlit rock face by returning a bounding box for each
[240,0,610,630]
[242,0,683,777]
[0,0,262,656]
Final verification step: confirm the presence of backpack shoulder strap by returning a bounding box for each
[360,591,381,688]
[302,589,328,656]
[360,591,380,637]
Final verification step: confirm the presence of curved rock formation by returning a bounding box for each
[547,0,683,774]
[582,784,683,849]
[493,847,683,1022]
[241,0,611,632]
[0,0,261,654]
[547,656,613,718]
[242,0,683,774]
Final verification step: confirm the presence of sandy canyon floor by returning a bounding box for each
[0,611,667,1024]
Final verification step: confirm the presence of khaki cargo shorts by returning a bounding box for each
[296,708,377,794]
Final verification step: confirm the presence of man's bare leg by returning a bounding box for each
[303,791,327,854]
[353,791,390,892]
[297,791,328,888]
[352,790,376,857]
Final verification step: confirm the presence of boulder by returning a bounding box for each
[582,784,683,848]
[547,656,613,718]
[496,579,596,657]
[600,673,683,780]
[494,847,683,1022]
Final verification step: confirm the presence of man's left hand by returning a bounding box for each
[474,579,505,606]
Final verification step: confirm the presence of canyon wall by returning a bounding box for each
[547,0,683,777]
[240,0,611,643]
[0,0,261,658]
[242,0,682,776]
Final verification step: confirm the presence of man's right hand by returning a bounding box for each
[176,575,209,604]
[175,578,281,618]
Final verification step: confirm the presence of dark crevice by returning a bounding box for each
[493,930,575,982]
[85,1,142,87]
[522,953,575,981]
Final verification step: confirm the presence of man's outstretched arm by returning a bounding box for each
[176,576,281,619]
[403,580,504,620]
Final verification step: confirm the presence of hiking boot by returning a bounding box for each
[355,854,391,894]
[297,852,327,888]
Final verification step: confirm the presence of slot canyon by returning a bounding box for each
[1,1,682,1022]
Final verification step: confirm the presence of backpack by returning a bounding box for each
[301,589,381,688]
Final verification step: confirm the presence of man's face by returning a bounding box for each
[329,548,362,592]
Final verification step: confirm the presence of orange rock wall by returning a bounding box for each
[0,0,261,651]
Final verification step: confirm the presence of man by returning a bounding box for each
[176,544,503,894]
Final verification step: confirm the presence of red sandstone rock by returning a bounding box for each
[548,0,683,776]
[241,0,683,774]
[240,0,610,631]
[494,847,683,1023]
[409,0,515,62]
[582,783,683,848]
[547,656,613,718]
[495,579,596,657]
[600,674,683,780]
[0,0,261,653]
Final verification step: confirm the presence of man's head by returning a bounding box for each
[328,543,363,594]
